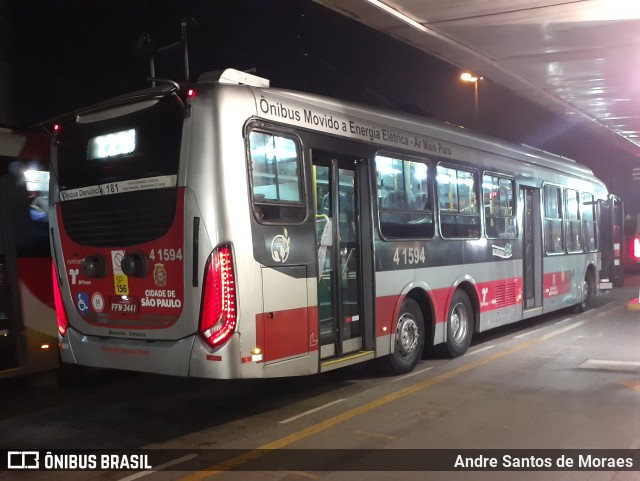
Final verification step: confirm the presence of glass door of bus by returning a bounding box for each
[522,186,543,311]
[313,152,364,360]
[599,195,624,287]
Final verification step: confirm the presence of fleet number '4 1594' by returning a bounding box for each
[149,248,183,262]
[393,247,426,266]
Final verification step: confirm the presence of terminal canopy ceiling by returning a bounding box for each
[315,0,640,157]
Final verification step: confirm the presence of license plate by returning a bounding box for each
[109,296,140,314]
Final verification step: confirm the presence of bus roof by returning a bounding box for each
[250,85,599,183]
[196,68,599,186]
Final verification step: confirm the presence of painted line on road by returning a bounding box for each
[513,328,543,339]
[467,345,495,355]
[620,380,640,392]
[391,366,433,382]
[595,303,625,318]
[118,453,199,481]
[279,399,346,424]
[183,319,593,479]
[539,320,585,340]
[578,359,640,372]
[555,317,573,324]
[180,317,597,480]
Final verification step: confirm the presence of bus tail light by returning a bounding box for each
[633,237,640,260]
[199,245,237,349]
[52,262,69,337]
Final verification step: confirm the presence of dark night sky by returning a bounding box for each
[1,0,467,121]
[1,0,637,203]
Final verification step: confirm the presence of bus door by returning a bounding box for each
[598,195,624,287]
[521,186,543,313]
[313,151,370,361]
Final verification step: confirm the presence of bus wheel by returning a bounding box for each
[576,272,594,312]
[386,297,425,375]
[444,290,473,358]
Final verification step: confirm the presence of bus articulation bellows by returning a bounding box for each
[48,68,611,379]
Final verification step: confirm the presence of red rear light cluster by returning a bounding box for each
[633,237,640,260]
[199,245,237,349]
[52,262,69,336]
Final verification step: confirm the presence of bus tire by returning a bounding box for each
[385,297,425,375]
[576,272,594,312]
[444,290,473,358]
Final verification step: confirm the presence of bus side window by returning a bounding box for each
[436,164,480,239]
[544,185,564,254]
[565,188,583,252]
[248,131,305,223]
[482,174,517,239]
[375,155,434,239]
[581,193,597,251]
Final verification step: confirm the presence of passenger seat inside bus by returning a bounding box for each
[383,191,416,210]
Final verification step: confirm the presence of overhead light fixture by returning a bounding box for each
[460,72,478,83]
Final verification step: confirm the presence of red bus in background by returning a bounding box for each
[624,209,640,273]
[0,127,57,378]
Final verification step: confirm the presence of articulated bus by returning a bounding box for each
[48,68,610,379]
[0,127,57,378]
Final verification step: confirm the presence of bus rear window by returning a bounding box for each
[54,95,184,189]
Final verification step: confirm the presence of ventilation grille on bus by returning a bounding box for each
[494,281,517,308]
[60,189,177,247]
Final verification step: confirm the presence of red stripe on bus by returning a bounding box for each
[18,132,50,160]
[17,257,54,307]
[256,306,319,363]
[543,270,572,298]
[376,277,525,334]
[475,278,523,312]
[375,289,449,337]
[257,271,568,363]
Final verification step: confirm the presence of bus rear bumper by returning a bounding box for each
[61,327,195,377]
[60,328,246,378]
[188,334,244,379]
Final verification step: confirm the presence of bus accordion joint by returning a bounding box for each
[199,244,237,349]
